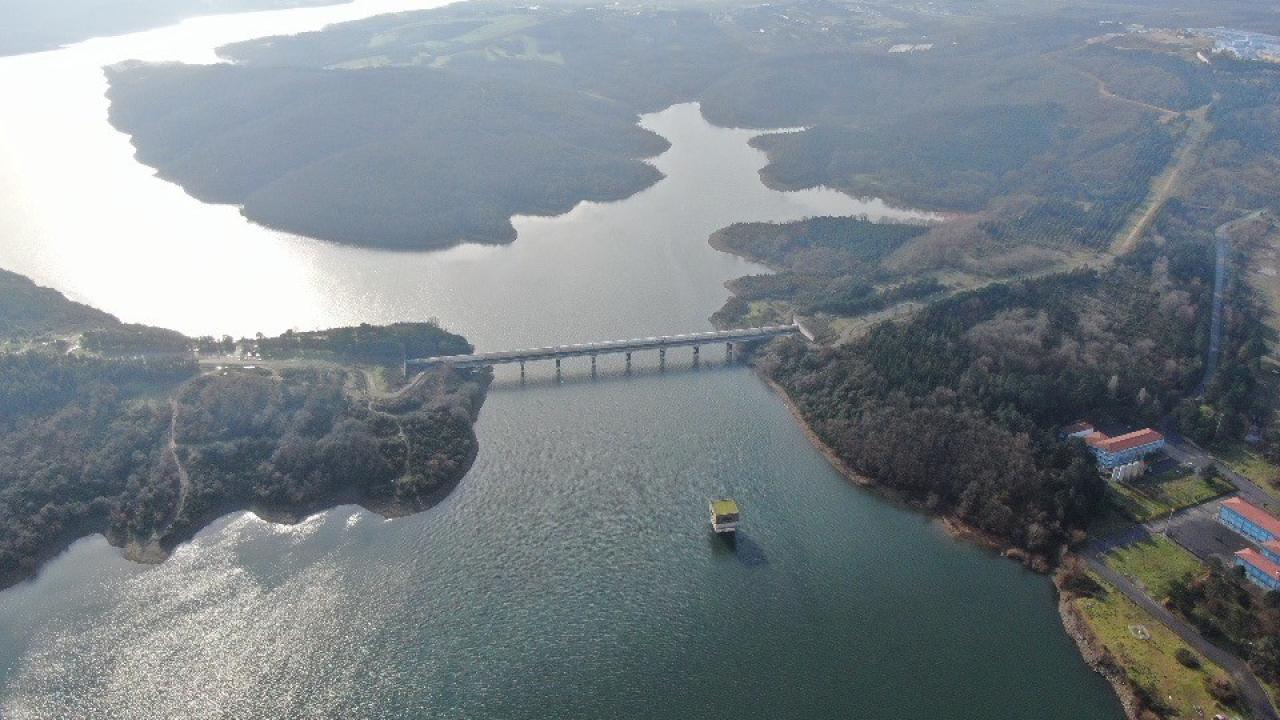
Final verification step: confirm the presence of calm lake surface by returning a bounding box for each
[0,5,1125,718]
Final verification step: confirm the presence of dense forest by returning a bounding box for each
[106,61,667,249]
[102,0,1246,259]
[709,217,940,327]
[0,269,489,590]
[761,238,1213,555]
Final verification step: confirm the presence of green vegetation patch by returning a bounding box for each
[709,217,940,326]
[1073,573,1240,719]
[1110,468,1236,522]
[1216,443,1280,501]
[1105,535,1204,601]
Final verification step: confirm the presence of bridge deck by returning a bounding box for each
[410,325,800,368]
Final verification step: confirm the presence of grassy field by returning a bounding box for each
[1105,535,1204,601]
[1073,574,1243,720]
[1216,443,1280,502]
[1109,468,1236,523]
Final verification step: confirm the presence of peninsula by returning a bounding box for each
[0,268,490,590]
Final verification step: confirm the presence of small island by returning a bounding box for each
[0,268,490,590]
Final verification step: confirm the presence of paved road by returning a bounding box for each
[1083,548,1280,720]
[1160,429,1280,516]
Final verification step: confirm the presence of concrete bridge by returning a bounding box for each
[409,324,805,376]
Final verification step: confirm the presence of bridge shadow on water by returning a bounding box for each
[486,357,751,393]
[708,531,768,568]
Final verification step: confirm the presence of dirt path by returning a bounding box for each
[1110,105,1213,256]
[164,397,192,534]
[1080,69,1179,121]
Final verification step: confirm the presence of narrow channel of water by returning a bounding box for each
[0,7,1124,719]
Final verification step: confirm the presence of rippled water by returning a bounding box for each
[0,6,1124,719]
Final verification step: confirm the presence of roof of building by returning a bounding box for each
[710,499,739,517]
[1235,548,1280,580]
[1221,497,1280,538]
[1265,539,1280,557]
[1063,420,1095,435]
[1085,428,1164,453]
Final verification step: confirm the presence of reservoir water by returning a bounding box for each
[0,4,1125,718]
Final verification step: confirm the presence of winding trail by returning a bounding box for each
[1079,69,1179,121]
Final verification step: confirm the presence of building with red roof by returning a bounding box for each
[1219,497,1280,545]
[1264,539,1280,565]
[1083,428,1165,469]
[1234,548,1280,591]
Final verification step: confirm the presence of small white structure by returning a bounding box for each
[1110,460,1146,483]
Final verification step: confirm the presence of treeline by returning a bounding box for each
[0,268,118,338]
[762,239,1212,553]
[1168,560,1280,693]
[254,322,473,364]
[711,217,936,325]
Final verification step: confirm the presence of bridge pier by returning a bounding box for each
[658,347,666,371]
[726,342,734,363]
[555,356,561,381]
[625,352,632,374]
[692,345,700,367]
[519,361,525,382]
[590,354,597,377]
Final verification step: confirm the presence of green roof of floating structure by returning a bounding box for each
[710,499,739,517]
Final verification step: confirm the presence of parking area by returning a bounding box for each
[1158,497,1253,564]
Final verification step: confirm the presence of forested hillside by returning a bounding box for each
[104,0,1242,257]
[107,62,666,249]
[762,239,1214,555]
[0,270,489,590]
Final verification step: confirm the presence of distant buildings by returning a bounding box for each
[1187,27,1280,63]
[1219,497,1280,591]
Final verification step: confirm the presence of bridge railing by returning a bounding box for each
[409,324,800,369]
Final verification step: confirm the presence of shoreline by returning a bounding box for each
[758,370,1049,567]
[5,437,482,593]
[760,365,1137,711]
[1056,576,1144,720]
